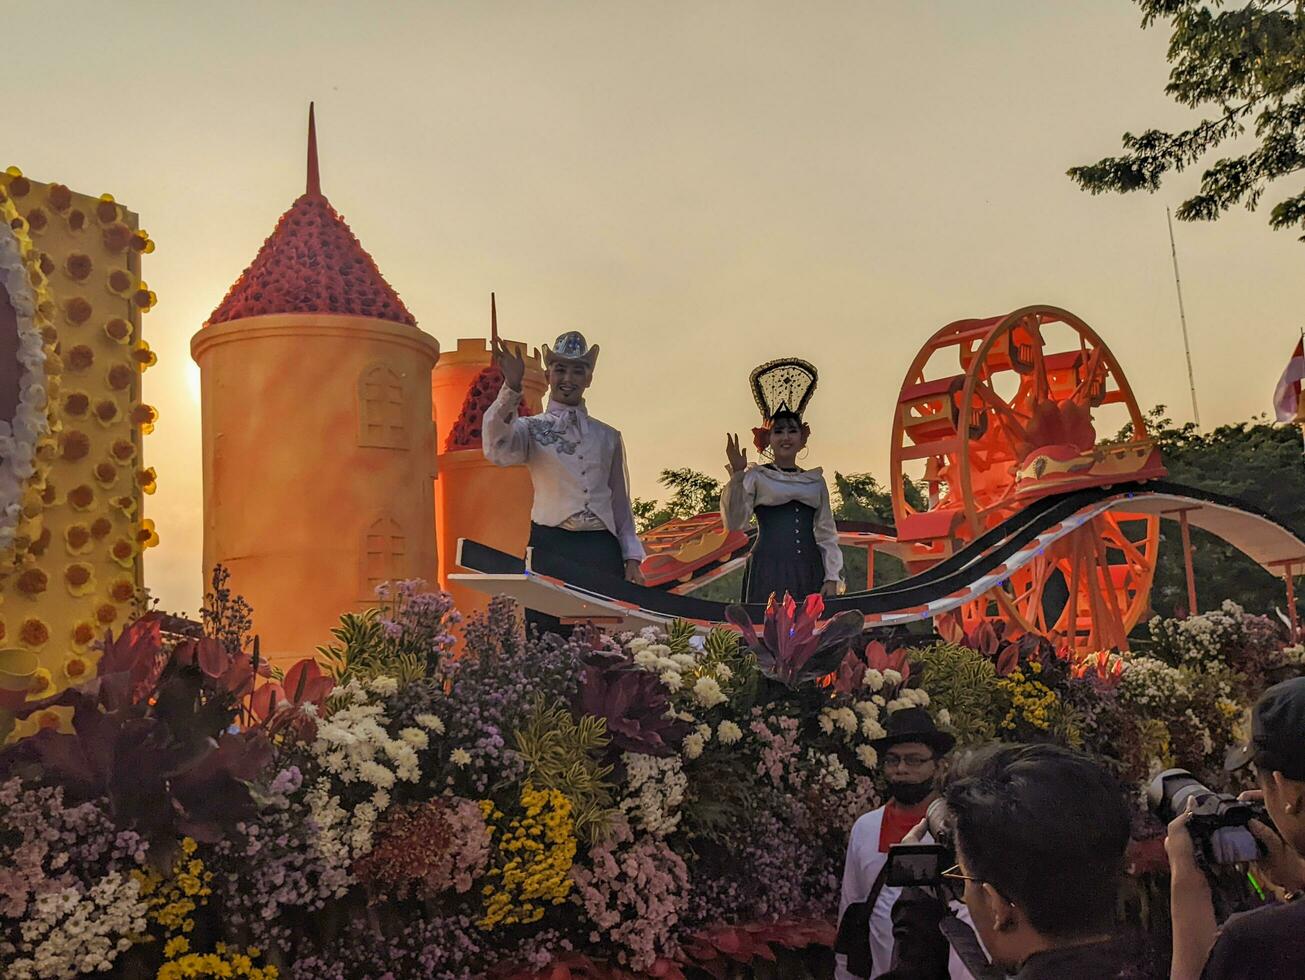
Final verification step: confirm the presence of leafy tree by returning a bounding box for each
[632,468,723,533]
[1119,406,1305,622]
[1069,2,1305,239]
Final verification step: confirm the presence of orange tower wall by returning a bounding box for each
[192,313,440,666]
[433,338,544,620]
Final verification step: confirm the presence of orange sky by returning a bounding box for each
[6,1,1304,617]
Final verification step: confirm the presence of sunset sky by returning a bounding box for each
[7,1,1304,616]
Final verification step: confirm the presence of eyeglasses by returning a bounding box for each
[941,864,983,886]
[883,753,936,769]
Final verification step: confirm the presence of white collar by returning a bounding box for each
[544,398,589,436]
[545,398,588,417]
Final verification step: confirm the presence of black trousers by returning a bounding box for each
[526,522,625,637]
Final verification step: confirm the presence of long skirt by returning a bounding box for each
[742,502,825,604]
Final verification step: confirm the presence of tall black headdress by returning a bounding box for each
[749,358,818,452]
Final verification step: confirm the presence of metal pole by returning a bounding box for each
[1167,208,1201,427]
[1287,564,1298,643]
[1179,510,1198,616]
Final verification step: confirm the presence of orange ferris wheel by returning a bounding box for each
[889,306,1167,651]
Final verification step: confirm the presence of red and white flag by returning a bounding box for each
[1273,336,1305,423]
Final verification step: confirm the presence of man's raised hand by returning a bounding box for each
[492,333,526,391]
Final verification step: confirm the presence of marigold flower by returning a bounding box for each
[66,344,95,371]
[28,667,53,696]
[107,362,134,390]
[131,341,157,370]
[60,430,91,461]
[130,403,158,433]
[16,567,48,596]
[63,654,92,682]
[111,438,136,463]
[62,390,90,417]
[102,222,134,253]
[19,617,50,647]
[65,253,93,281]
[47,183,72,212]
[67,209,86,232]
[67,483,95,510]
[72,621,97,647]
[93,461,119,488]
[109,537,138,568]
[90,516,113,539]
[64,296,93,325]
[93,398,120,426]
[109,577,136,603]
[96,197,119,224]
[104,317,132,344]
[64,562,95,596]
[134,518,160,549]
[95,603,118,626]
[26,207,48,232]
[109,494,138,518]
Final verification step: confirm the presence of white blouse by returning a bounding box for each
[719,464,843,584]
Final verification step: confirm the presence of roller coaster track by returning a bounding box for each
[452,481,1305,633]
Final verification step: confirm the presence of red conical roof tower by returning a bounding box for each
[206,104,416,327]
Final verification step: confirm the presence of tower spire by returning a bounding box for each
[306,102,321,197]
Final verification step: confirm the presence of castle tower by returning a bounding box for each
[191,107,439,666]
[433,336,546,619]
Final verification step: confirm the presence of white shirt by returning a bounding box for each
[836,805,977,980]
[719,464,844,584]
[482,384,645,561]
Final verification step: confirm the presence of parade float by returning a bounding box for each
[3,110,1305,979]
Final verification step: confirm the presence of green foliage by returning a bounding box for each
[633,468,725,532]
[513,699,616,844]
[1069,2,1305,239]
[1118,406,1305,622]
[317,609,425,687]
[908,643,1006,744]
[831,471,925,523]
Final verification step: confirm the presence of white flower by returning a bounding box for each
[818,711,836,735]
[671,653,698,670]
[692,676,727,708]
[860,718,886,740]
[634,650,659,667]
[646,644,673,658]
[822,754,850,790]
[937,708,952,726]
[629,637,652,653]
[695,723,713,742]
[862,668,885,692]
[660,670,684,692]
[399,727,429,750]
[833,707,858,734]
[368,676,399,696]
[414,713,445,734]
[683,733,705,760]
[717,720,743,744]
[715,664,733,682]
[856,745,879,769]
[620,754,687,836]
[882,669,903,687]
[450,748,472,767]
[886,698,912,714]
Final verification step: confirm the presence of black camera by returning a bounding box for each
[1147,768,1273,865]
[885,798,956,888]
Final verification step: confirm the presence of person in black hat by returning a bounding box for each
[1167,677,1305,980]
[836,708,970,979]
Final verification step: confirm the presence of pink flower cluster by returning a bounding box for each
[750,714,802,787]
[570,817,690,971]
[354,798,491,900]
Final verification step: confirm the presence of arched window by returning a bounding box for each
[358,364,406,449]
[362,516,406,599]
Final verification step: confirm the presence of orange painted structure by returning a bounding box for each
[192,109,439,667]
[433,338,546,620]
[890,305,1164,650]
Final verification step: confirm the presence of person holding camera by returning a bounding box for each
[1166,677,1305,980]
[835,708,971,979]
[943,742,1149,978]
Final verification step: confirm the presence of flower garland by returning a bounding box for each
[0,188,55,564]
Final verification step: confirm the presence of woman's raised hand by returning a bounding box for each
[725,433,748,474]
[491,333,526,391]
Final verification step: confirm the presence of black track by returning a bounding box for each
[457,481,1294,622]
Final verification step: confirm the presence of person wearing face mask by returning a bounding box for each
[942,743,1156,979]
[721,358,842,604]
[1166,676,1305,980]
[487,328,645,633]
[836,708,963,979]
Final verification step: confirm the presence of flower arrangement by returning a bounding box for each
[0,577,1292,979]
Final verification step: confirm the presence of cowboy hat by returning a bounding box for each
[542,331,600,369]
[871,706,956,756]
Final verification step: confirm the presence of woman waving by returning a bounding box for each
[720,358,843,604]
